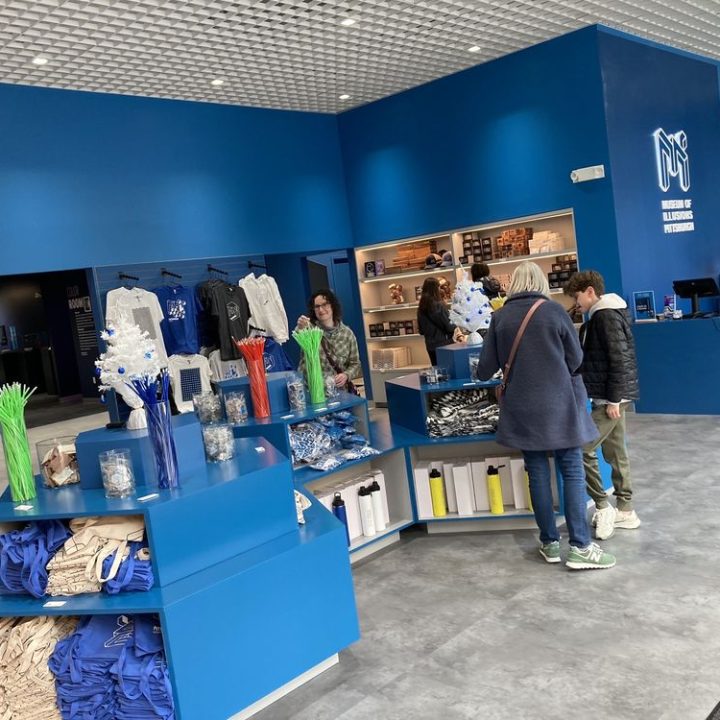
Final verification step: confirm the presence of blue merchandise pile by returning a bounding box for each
[426,388,499,437]
[0,520,70,597]
[289,410,379,471]
[50,613,175,720]
[102,541,155,595]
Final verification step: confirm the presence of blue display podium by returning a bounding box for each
[74,413,206,490]
[435,343,483,380]
[215,371,294,417]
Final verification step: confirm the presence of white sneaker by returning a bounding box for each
[592,505,617,540]
[615,509,641,529]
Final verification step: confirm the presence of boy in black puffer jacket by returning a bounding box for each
[564,270,641,541]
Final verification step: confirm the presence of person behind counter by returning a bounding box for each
[417,277,464,365]
[470,262,502,300]
[474,261,616,571]
[296,289,362,392]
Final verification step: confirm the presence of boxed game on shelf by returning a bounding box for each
[371,346,412,370]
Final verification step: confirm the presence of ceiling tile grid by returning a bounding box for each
[0,0,719,113]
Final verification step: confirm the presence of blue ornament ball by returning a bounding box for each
[118,367,126,375]
[107,328,115,336]
[100,394,107,404]
[145,352,152,359]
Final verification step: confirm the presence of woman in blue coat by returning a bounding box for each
[475,262,615,570]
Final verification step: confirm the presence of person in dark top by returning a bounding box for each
[475,261,615,570]
[564,270,641,541]
[417,277,461,365]
[471,262,502,299]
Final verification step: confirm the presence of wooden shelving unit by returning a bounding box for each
[355,209,580,404]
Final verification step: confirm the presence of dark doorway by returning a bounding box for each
[0,269,103,427]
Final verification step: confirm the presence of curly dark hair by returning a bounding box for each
[470,263,490,282]
[563,270,605,297]
[308,288,343,324]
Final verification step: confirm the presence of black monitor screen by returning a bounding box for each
[672,277,720,299]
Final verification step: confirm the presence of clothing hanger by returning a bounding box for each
[161,268,182,287]
[118,272,139,289]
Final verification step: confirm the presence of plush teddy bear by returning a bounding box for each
[388,283,404,304]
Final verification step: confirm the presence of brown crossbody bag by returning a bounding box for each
[495,299,546,404]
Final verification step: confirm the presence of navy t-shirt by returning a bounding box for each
[153,285,200,355]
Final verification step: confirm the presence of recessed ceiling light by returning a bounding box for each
[341,17,356,26]
[32,56,48,66]
[339,94,351,100]
[211,78,224,87]
[468,46,481,53]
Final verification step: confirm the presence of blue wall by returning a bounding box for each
[0,83,353,275]
[337,26,623,293]
[599,31,720,313]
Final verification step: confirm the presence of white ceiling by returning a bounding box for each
[1,0,719,114]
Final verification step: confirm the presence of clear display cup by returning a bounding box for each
[99,449,135,499]
[324,373,339,399]
[468,353,480,381]
[202,423,235,462]
[36,435,80,487]
[286,372,307,412]
[224,392,248,425]
[192,391,223,424]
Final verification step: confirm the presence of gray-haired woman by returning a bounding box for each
[475,262,615,570]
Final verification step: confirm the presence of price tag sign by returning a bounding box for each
[137,493,160,503]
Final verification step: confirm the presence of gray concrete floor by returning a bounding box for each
[2,411,719,719]
[254,413,720,720]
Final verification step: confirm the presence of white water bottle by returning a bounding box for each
[357,485,376,537]
[368,480,386,531]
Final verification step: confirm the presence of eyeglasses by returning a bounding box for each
[314,301,331,311]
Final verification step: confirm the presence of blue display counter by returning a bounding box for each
[0,428,359,720]
[634,317,720,414]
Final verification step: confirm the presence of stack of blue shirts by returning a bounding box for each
[102,541,155,595]
[112,615,175,719]
[0,520,70,597]
[49,614,132,719]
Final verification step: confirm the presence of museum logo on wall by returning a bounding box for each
[653,128,694,234]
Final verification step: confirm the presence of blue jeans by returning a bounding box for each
[522,447,591,549]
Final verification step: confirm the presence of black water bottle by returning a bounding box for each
[332,492,351,546]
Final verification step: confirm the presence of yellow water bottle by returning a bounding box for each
[487,464,505,515]
[429,469,447,517]
[524,466,533,512]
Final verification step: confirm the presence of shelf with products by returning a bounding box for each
[0,421,359,720]
[216,386,372,471]
[355,209,581,406]
[367,333,423,342]
[364,301,420,313]
[300,442,414,563]
[359,264,460,283]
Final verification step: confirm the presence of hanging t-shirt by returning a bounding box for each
[105,287,168,365]
[209,283,251,361]
[208,349,247,380]
[168,354,213,413]
[263,336,294,373]
[153,285,200,356]
[239,273,289,343]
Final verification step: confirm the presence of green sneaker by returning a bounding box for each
[566,542,616,570]
[539,541,561,564]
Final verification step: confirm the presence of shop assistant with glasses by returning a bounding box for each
[296,289,362,391]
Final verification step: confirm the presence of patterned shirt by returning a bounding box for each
[299,322,362,381]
